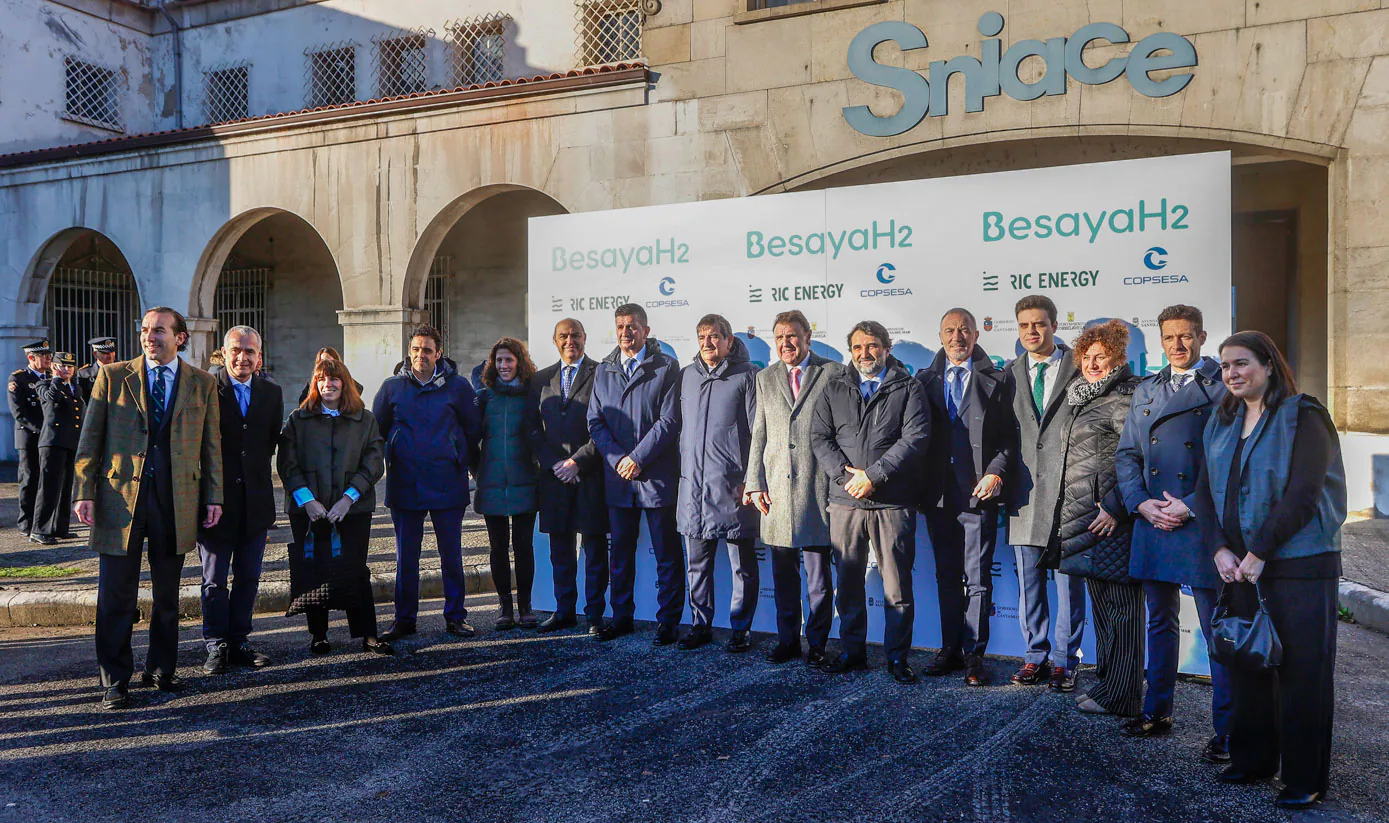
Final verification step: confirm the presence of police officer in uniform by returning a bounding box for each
[77,337,118,403]
[9,340,52,536]
[32,352,84,544]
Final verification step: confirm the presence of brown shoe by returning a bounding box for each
[964,654,987,687]
[1009,660,1053,686]
[517,609,539,629]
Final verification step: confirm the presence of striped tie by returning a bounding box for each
[562,365,575,399]
[150,366,169,430]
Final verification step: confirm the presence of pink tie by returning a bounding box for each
[790,366,802,400]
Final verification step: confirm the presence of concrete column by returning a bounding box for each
[185,316,219,369]
[0,324,49,461]
[338,307,426,405]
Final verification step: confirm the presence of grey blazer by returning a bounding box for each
[1006,344,1079,547]
[745,352,845,548]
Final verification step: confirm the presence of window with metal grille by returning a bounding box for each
[43,258,140,363]
[447,14,509,87]
[373,29,433,98]
[64,57,123,131]
[214,265,269,353]
[746,0,813,8]
[203,63,250,124]
[426,256,452,354]
[305,43,357,108]
[576,0,643,67]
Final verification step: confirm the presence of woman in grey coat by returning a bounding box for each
[475,338,539,630]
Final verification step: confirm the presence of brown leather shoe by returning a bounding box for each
[964,654,987,686]
[1009,660,1053,686]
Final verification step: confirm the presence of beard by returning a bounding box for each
[855,358,884,377]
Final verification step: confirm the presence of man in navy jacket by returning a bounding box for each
[1114,304,1231,760]
[587,304,684,644]
[375,324,482,641]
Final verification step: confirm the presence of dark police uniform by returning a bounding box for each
[8,340,50,535]
[33,353,84,542]
[76,337,117,404]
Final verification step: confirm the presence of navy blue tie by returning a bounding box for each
[947,367,964,422]
[150,366,169,430]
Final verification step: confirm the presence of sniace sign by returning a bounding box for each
[843,12,1198,137]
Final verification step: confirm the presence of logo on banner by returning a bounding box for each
[749,286,764,303]
[1007,270,1100,290]
[876,263,897,283]
[982,273,1000,291]
[772,284,845,302]
[659,277,677,296]
[1143,247,1169,270]
[1126,248,1190,286]
[983,317,994,331]
[550,298,563,312]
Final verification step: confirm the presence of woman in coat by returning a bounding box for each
[1196,331,1346,811]
[476,337,540,630]
[1054,319,1143,717]
[277,358,390,655]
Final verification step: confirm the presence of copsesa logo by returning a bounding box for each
[1143,247,1168,271]
[876,263,897,284]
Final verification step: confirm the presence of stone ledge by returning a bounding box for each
[2,566,496,628]
[733,0,885,26]
[1341,579,1389,636]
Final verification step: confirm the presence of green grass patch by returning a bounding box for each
[0,565,82,579]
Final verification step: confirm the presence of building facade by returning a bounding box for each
[1,0,1386,507]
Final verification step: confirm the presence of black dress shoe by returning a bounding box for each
[888,660,919,684]
[202,644,228,675]
[821,653,870,674]
[596,619,634,642]
[677,627,712,650]
[140,671,185,692]
[363,637,394,656]
[1217,766,1274,785]
[726,631,751,653]
[1201,734,1231,763]
[100,684,129,710]
[964,654,987,687]
[924,649,966,677]
[310,636,332,655]
[536,613,577,633]
[587,619,606,637]
[1119,714,1174,738]
[653,623,681,647]
[766,643,802,664]
[805,647,828,669]
[57,532,81,539]
[229,643,270,668]
[378,621,417,642]
[445,620,476,637]
[29,533,56,545]
[1274,788,1321,810]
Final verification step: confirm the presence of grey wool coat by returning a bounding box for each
[1006,343,1080,548]
[744,352,845,548]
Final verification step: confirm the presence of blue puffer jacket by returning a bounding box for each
[587,339,681,509]
[371,359,482,511]
[474,380,538,516]
[677,338,759,539]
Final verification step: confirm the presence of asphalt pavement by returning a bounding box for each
[2,596,1386,823]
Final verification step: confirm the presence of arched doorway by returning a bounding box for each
[39,230,141,363]
[193,210,344,398]
[405,186,568,376]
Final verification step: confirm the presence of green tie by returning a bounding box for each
[1032,362,1047,417]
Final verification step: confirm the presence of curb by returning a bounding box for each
[0,567,496,628]
[1340,580,1389,636]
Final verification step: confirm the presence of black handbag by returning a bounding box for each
[286,524,365,617]
[1209,582,1283,671]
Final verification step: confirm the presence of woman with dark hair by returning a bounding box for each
[476,337,540,629]
[1196,331,1346,811]
[278,358,391,655]
[298,347,364,405]
[1053,319,1144,717]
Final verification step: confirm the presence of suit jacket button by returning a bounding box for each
[1150,468,1159,476]
[1195,409,1203,416]
[1143,409,1151,416]
[1178,472,1186,480]
[1185,441,1193,449]
[788,443,796,449]
[1150,437,1158,445]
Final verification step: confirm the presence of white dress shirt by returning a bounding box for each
[1027,347,1064,407]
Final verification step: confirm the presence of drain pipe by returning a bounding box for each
[158,0,184,129]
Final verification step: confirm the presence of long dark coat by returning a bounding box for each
[474,380,538,517]
[587,339,681,509]
[526,356,608,536]
[917,345,1015,509]
[676,338,758,540]
[200,371,284,541]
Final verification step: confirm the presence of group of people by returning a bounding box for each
[17,293,1344,811]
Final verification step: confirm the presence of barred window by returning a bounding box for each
[447,13,510,87]
[426,256,452,352]
[203,63,250,124]
[64,57,122,131]
[373,30,433,98]
[305,44,357,108]
[576,0,643,66]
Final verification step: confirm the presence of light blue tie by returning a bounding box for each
[562,365,575,399]
[625,358,637,378]
[861,380,876,402]
[947,367,964,422]
[235,382,250,417]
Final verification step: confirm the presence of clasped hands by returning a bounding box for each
[1215,547,1265,585]
[616,455,642,480]
[552,458,581,484]
[305,496,353,524]
[1137,492,1192,531]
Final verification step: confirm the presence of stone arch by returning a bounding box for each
[20,228,143,358]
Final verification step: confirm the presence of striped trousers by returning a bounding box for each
[1085,578,1146,717]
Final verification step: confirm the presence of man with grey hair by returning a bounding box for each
[810,320,930,683]
[196,325,283,674]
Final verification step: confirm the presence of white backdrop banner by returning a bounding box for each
[524,152,1232,673]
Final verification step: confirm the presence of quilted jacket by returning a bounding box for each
[1054,364,1141,582]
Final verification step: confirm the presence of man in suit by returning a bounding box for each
[745,310,841,668]
[31,352,84,545]
[197,326,283,675]
[1005,295,1087,692]
[9,339,52,537]
[75,307,223,710]
[587,303,683,644]
[77,337,118,403]
[1115,304,1232,761]
[919,308,1015,686]
[528,318,609,635]
[810,320,930,684]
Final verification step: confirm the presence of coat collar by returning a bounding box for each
[766,350,831,411]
